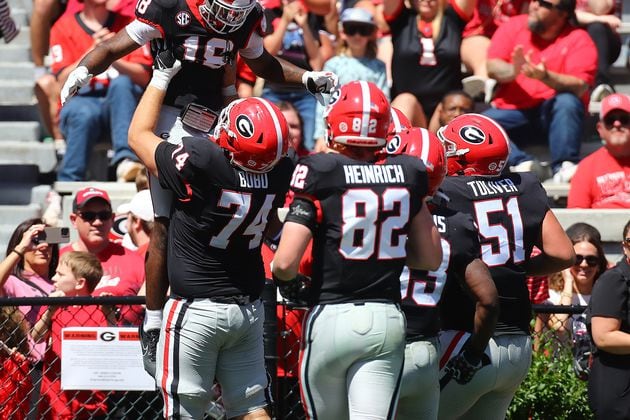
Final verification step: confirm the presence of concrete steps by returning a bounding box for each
[0,140,57,173]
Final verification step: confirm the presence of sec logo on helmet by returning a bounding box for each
[459,125,485,144]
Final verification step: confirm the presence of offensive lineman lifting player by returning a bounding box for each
[128,52,294,419]
[60,0,338,377]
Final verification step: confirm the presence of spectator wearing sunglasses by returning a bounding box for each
[568,93,630,208]
[312,7,389,152]
[587,219,630,419]
[536,222,608,348]
[61,187,145,326]
[483,0,597,183]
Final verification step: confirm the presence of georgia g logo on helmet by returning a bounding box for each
[459,125,486,144]
[385,135,402,154]
[235,115,255,138]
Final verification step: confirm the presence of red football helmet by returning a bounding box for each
[213,97,289,173]
[324,81,391,147]
[385,127,446,195]
[436,113,510,176]
[387,107,411,139]
[199,0,256,33]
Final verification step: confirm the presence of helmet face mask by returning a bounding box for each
[199,0,255,33]
[324,81,391,148]
[436,113,510,176]
[213,98,289,173]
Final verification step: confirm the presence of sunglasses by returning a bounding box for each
[624,238,630,245]
[343,24,375,36]
[78,210,113,222]
[603,113,630,128]
[535,0,561,9]
[574,254,599,267]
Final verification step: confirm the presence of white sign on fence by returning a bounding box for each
[60,327,156,391]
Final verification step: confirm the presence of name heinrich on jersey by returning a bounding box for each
[466,178,518,197]
[238,172,268,189]
[344,165,405,184]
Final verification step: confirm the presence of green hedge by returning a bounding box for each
[507,344,593,420]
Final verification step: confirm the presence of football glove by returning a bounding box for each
[274,273,312,306]
[60,66,93,105]
[444,349,483,385]
[302,71,338,105]
[149,48,182,91]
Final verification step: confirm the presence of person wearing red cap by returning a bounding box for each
[60,187,145,325]
[568,93,630,208]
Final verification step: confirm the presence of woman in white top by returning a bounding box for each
[537,223,608,348]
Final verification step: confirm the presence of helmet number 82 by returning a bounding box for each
[340,188,410,260]
[352,118,378,134]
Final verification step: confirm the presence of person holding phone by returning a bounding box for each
[0,218,59,418]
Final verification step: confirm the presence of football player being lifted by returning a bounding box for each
[60,0,338,377]
[272,81,442,420]
[436,114,575,420]
[385,126,499,420]
[128,55,294,419]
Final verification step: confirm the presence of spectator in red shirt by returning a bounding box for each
[61,187,145,325]
[31,251,109,419]
[484,0,597,183]
[568,93,630,208]
[118,189,154,260]
[0,306,32,420]
[50,0,152,181]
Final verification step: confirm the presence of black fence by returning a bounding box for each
[0,294,589,420]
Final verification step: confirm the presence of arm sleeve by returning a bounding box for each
[125,19,161,45]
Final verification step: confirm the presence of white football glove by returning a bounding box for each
[302,71,338,105]
[149,49,182,91]
[60,66,93,105]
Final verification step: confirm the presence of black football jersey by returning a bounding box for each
[288,153,428,305]
[137,0,265,110]
[438,173,549,334]
[154,137,294,299]
[401,204,480,338]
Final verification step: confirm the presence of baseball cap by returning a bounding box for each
[340,7,375,26]
[600,93,630,120]
[117,190,154,222]
[73,187,111,211]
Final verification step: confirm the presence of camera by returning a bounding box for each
[34,227,70,244]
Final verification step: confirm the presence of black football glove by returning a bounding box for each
[274,273,312,306]
[444,349,483,385]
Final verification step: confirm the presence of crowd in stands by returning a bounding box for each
[1,0,623,186]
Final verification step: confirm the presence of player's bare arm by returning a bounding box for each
[462,258,499,356]
[406,201,443,271]
[128,84,165,177]
[272,221,312,281]
[79,29,142,77]
[244,49,305,85]
[523,209,576,276]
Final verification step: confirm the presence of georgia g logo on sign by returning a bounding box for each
[459,125,485,144]
[235,115,255,138]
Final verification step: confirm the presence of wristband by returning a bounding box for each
[221,85,237,96]
[12,248,24,259]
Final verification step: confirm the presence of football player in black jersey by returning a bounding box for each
[128,56,294,419]
[59,0,338,378]
[385,127,498,420]
[435,113,575,419]
[272,81,443,420]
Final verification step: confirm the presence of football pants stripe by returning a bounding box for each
[299,305,325,420]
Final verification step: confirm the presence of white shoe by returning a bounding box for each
[462,76,486,99]
[509,160,552,182]
[484,78,497,104]
[551,161,577,184]
[590,84,614,103]
[116,158,144,183]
